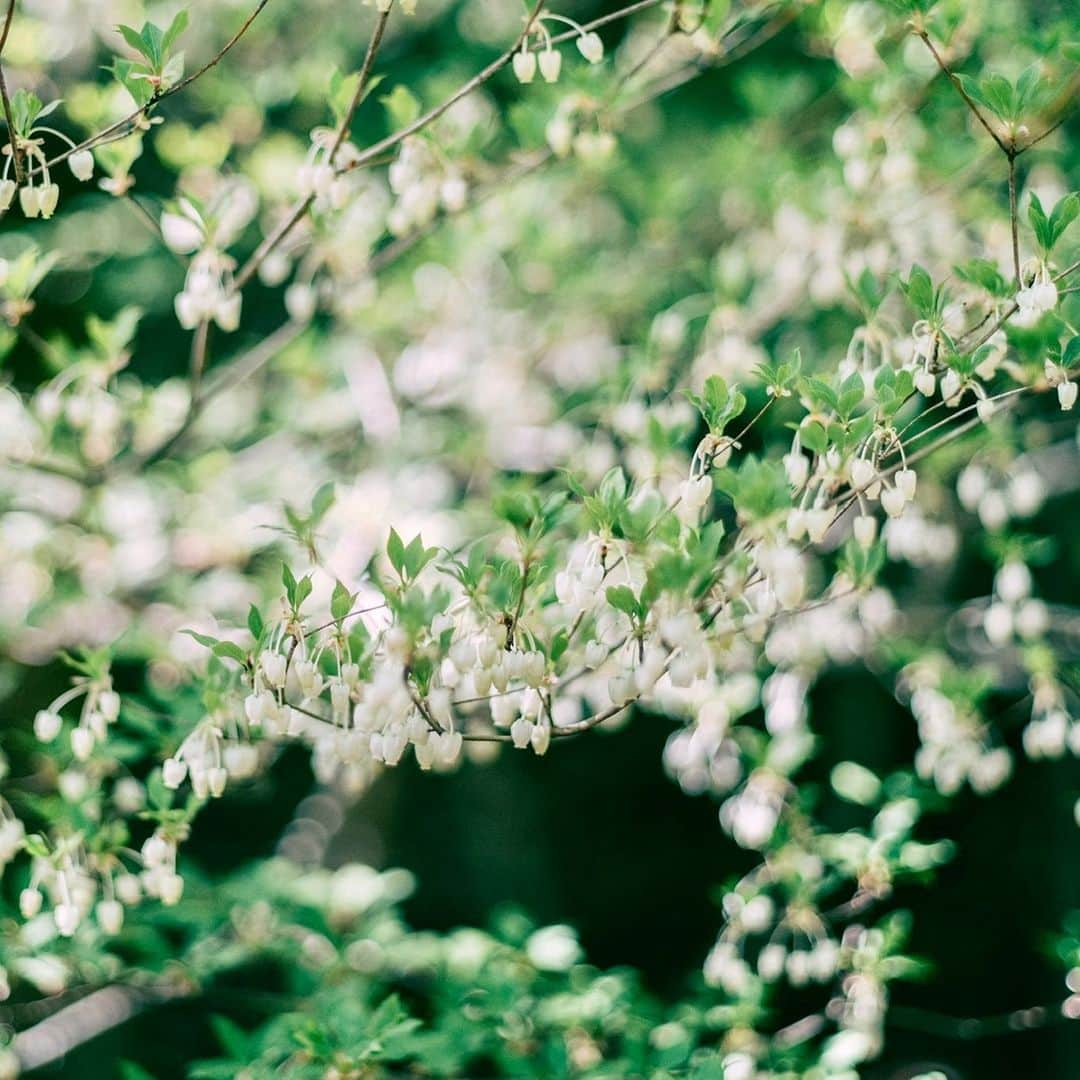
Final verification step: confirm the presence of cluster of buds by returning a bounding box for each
[512,16,603,86]
[1,115,95,220]
[297,127,363,210]
[1045,356,1078,411]
[175,249,242,331]
[386,137,468,236]
[34,677,121,762]
[1015,260,1059,323]
[163,718,258,799]
[904,674,1012,796]
[141,831,184,905]
[18,844,133,939]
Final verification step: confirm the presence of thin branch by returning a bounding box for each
[234,3,398,289]
[1007,150,1020,286]
[137,320,210,468]
[0,0,24,183]
[235,0,549,290]
[45,0,273,169]
[916,30,1009,155]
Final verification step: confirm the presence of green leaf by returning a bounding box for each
[116,23,152,61]
[282,563,298,607]
[1028,192,1052,252]
[1063,336,1080,368]
[799,419,828,454]
[1047,192,1080,251]
[331,580,354,622]
[294,574,313,610]
[211,641,247,665]
[161,9,189,56]
[606,585,639,618]
[899,264,934,319]
[247,604,264,641]
[387,528,406,578]
[382,85,421,129]
[310,481,335,525]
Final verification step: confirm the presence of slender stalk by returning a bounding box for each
[1008,150,1020,286]
[44,0,273,168]
[917,30,1008,154]
[0,0,24,183]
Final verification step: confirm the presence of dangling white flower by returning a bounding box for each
[19,887,42,919]
[895,468,917,502]
[530,720,551,755]
[55,902,81,937]
[38,183,59,217]
[539,48,562,83]
[805,508,832,544]
[259,651,287,689]
[577,31,603,63]
[1016,263,1058,317]
[915,368,935,397]
[510,716,534,748]
[19,184,41,218]
[1059,381,1077,411]
[162,756,187,789]
[34,709,62,742]
[854,515,877,548]
[881,485,907,518]
[0,179,15,210]
[69,149,94,182]
[96,899,124,935]
[70,726,95,760]
[161,210,204,254]
[512,49,537,84]
[285,282,317,322]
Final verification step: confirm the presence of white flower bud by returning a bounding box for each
[162,757,187,789]
[161,212,203,253]
[0,179,15,209]
[214,292,242,332]
[881,485,907,518]
[159,872,184,906]
[995,561,1031,603]
[55,902,81,937]
[530,721,551,755]
[116,873,142,905]
[805,508,832,543]
[539,48,562,83]
[19,888,42,919]
[260,652,287,689]
[577,31,603,63]
[69,149,94,182]
[285,282,317,322]
[510,716,533,748]
[96,899,124,935]
[70,726,95,761]
[512,49,537,84]
[853,514,877,548]
[34,709,63,742]
[97,690,120,721]
[895,468,917,501]
[758,943,786,981]
[849,457,875,490]
[208,766,228,797]
[1059,381,1077,411]
[19,185,41,218]
[915,369,936,397]
[38,183,59,218]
